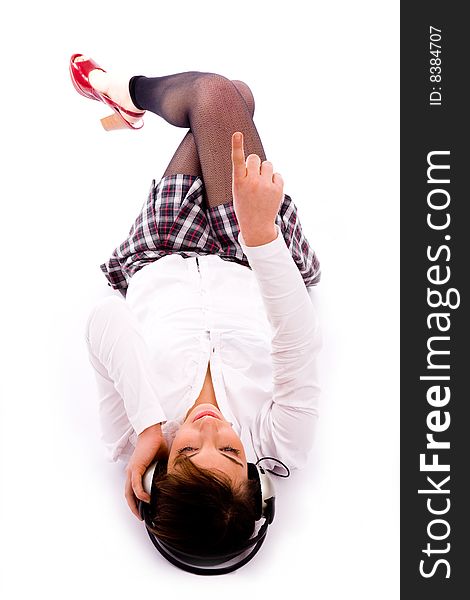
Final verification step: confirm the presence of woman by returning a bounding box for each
[73,54,321,557]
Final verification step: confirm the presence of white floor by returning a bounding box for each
[1,2,399,598]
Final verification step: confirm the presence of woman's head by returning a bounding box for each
[146,404,259,554]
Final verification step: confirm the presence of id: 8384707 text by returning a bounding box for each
[429,26,443,107]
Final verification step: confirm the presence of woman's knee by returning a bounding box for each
[192,74,254,115]
[231,80,255,117]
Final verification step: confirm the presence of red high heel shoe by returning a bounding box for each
[69,53,145,131]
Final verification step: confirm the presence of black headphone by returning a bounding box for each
[138,456,289,575]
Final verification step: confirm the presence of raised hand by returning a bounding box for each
[231,131,284,246]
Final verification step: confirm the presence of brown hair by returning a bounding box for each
[146,456,259,555]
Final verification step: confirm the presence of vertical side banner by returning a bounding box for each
[401,2,468,597]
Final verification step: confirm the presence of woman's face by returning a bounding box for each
[167,403,248,485]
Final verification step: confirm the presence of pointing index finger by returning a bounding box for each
[231,131,246,179]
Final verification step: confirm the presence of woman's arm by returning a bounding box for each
[232,132,321,469]
[239,226,321,468]
[86,296,168,517]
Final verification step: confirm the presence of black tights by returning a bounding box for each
[129,72,266,208]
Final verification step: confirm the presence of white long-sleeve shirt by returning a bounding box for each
[85,224,321,471]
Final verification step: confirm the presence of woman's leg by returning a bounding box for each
[161,80,255,180]
[129,73,264,208]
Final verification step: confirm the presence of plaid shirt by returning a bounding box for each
[100,174,321,291]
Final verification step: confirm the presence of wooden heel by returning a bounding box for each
[100,112,128,131]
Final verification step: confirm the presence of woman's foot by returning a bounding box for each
[74,55,145,126]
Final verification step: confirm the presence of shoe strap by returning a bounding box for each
[71,54,106,79]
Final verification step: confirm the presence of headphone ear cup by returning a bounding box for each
[142,460,166,498]
[249,463,276,522]
[141,460,167,523]
[142,460,159,496]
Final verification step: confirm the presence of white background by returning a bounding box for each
[1,1,399,598]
